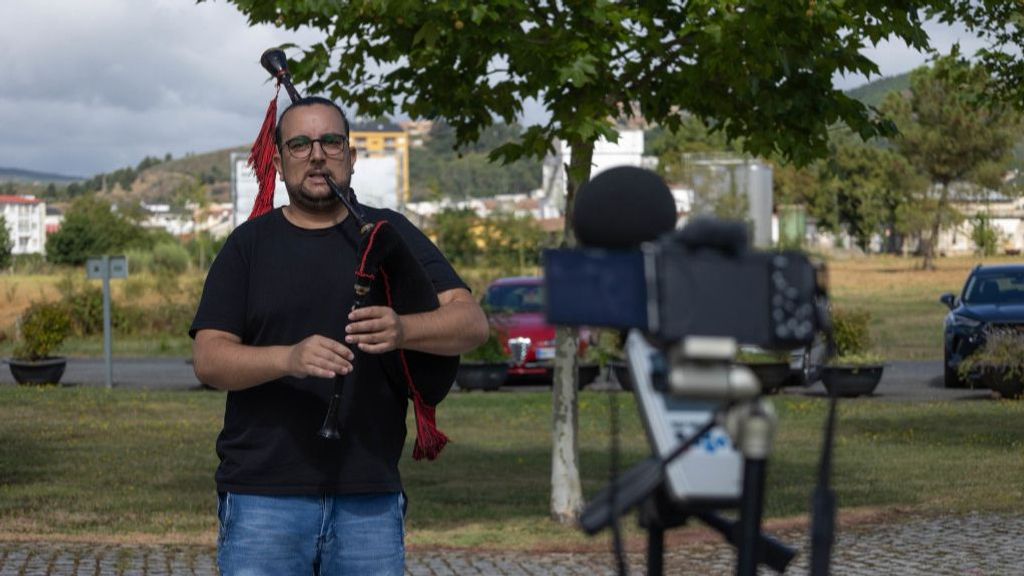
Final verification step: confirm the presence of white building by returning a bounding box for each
[683,156,774,248]
[139,201,234,239]
[541,129,649,201]
[939,194,1024,255]
[0,195,46,255]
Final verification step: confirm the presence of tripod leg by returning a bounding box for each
[647,523,664,576]
[737,457,767,576]
[734,400,775,576]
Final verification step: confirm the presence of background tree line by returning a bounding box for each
[770,56,1022,267]
[409,122,542,201]
[426,207,549,277]
[647,56,1022,267]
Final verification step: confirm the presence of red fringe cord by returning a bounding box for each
[247,86,279,221]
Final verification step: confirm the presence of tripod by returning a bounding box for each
[580,399,794,575]
[581,331,840,575]
[580,332,794,575]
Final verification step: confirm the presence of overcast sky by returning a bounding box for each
[0,1,990,178]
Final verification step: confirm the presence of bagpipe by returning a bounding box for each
[247,48,458,460]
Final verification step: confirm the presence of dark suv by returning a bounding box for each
[940,264,1024,388]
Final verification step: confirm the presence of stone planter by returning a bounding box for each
[822,364,884,397]
[741,361,792,395]
[456,362,508,391]
[577,363,600,390]
[7,357,68,386]
[610,361,633,391]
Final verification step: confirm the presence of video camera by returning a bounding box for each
[544,176,827,351]
[542,166,834,576]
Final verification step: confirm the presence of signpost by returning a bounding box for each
[86,255,128,388]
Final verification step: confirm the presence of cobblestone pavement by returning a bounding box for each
[1,513,1020,575]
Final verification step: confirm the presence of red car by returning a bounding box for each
[482,276,588,382]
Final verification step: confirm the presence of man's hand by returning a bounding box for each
[287,334,355,378]
[346,306,404,353]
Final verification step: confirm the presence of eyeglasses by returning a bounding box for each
[284,133,349,159]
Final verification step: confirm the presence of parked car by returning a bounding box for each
[739,332,829,390]
[481,276,588,382]
[940,264,1024,388]
[789,332,829,386]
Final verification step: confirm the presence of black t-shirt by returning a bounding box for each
[190,207,466,495]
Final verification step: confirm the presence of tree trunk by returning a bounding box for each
[550,138,594,524]
[921,182,949,271]
[550,324,581,524]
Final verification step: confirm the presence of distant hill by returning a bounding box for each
[846,71,913,108]
[148,147,248,182]
[0,166,82,184]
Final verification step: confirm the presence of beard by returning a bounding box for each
[285,179,343,213]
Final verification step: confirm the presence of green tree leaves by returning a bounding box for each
[45,197,153,266]
[222,0,931,167]
[0,215,13,269]
[882,55,1021,267]
[428,207,548,277]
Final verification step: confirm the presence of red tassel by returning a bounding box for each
[248,86,280,220]
[382,269,450,460]
[411,394,449,461]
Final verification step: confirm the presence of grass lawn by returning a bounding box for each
[0,253,1022,548]
[0,387,1020,549]
[825,254,1023,360]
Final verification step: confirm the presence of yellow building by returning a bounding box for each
[350,122,410,205]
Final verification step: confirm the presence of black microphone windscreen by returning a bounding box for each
[573,166,677,249]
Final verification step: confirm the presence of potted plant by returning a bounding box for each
[456,327,509,392]
[956,327,1024,399]
[7,301,72,386]
[735,348,792,394]
[584,330,631,390]
[821,307,884,397]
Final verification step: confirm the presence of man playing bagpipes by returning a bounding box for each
[190,92,488,575]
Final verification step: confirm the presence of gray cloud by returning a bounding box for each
[1,0,318,176]
[834,19,991,90]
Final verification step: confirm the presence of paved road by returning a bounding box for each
[0,357,999,403]
[513,360,996,403]
[783,359,994,403]
[0,358,202,390]
[1,358,987,402]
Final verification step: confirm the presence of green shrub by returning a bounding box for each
[11,253,50,274]
[13,302,71,360]
[150,242,190,276]
[970,214,1001,257]
[582,329,625,366]
[462,327,508,363]
[0,214,11,269]
[124,248,154,274]
[832,307,872,357]
[58,280,104,336]
[115,301,194,336]
[958,327,1024,381]
[121,275,151,301]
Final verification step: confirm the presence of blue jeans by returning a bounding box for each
[217,492,406,576]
